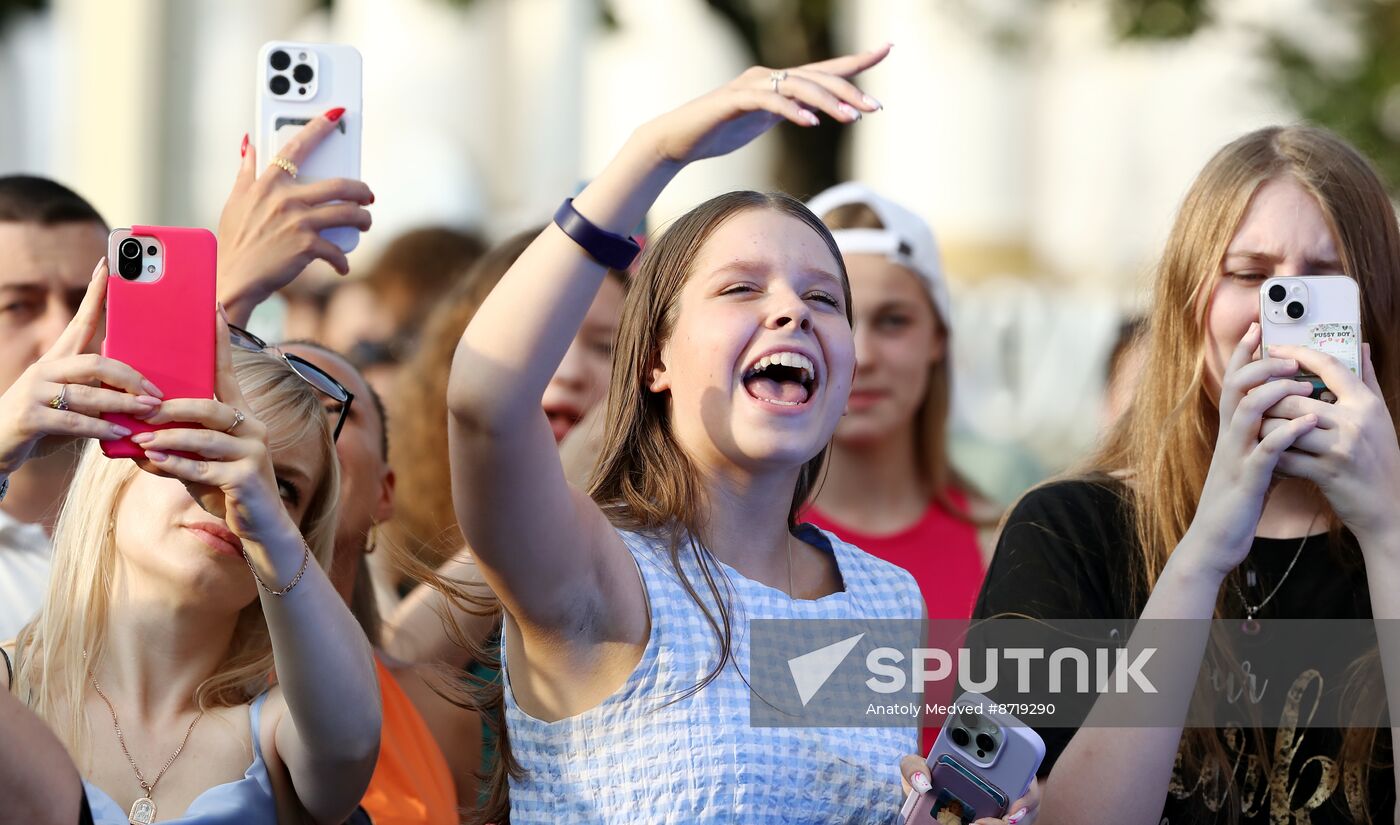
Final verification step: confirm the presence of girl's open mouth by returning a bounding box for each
[742,351,818,407]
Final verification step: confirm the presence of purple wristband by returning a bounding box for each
[553,198,641,271]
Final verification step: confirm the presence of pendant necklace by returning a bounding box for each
[87,656,205,825]
[1231,511,1319,635]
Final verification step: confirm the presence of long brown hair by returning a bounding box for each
[385,228,541,573]
[1087,124,1400,820]
[586,188,851,691]
[425,191,851,824]
[818,200,985,522]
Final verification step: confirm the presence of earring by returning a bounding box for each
[364,523,378,555]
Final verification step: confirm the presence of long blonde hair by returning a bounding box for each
[1088,124,1400,820]
[14,350,340,756]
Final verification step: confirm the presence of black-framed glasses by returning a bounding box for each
[228,324,355,442]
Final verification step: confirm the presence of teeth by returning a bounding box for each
[748,351,816,384]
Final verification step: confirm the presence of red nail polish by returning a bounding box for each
[368,193,375,205]
[240,133,249,157]
[325,107,346,122]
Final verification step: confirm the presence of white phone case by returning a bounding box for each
[254,41,363,253]
[1259,275,1361,397]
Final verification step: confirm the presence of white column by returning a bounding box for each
[53,0,167,224]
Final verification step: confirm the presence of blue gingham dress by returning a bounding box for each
[502,522,924,823]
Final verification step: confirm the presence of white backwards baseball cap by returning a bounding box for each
[805,182,950,325]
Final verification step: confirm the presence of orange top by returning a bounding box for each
[360,655,460,825]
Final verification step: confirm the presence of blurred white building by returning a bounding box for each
[0,0,1344,495]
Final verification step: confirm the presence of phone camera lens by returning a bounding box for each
[293,63,314,84]
[270,50,291,71]
[975,733,996,752]
[1268,284,1287,303]
[1286,301,1305,319]
[119,239,141,259]
[270,75,291,95]
[950,727,971,747]
[145,245,158,257]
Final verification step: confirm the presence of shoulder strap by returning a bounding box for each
[1,645,11,690]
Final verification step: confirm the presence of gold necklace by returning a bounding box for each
[88,666,205,825]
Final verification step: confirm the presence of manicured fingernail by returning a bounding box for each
[838,103,861,121]
[1248,321,1259,334]
[142,380,164,399]
[131,431,154,444]
[863,94,882,110]
[325,107,346,122]
[911,771,931,794]
[92,258,106,279]
[144,450,168,461]
[112,425,132,437]
[1007,807,1028,824]
[135,395,161,406]
[802,110,820,126]
[240,133,249,157]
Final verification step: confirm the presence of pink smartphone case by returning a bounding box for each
[100,225,217,460]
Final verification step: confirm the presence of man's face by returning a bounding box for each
[0,221,107,395]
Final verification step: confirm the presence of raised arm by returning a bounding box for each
[446,48,890,639]
[217,112,374,328]
[132,316,380,824]
[1038,324,1317,825]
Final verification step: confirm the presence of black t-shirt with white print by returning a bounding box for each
[972,477,1394,824]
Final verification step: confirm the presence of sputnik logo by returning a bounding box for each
[787,633,864,706]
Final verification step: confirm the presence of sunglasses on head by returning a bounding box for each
[228,324,355,442]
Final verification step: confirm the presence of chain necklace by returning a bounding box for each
[786,529,795,600]
[1232,511,1319,636]
[88,659,205,825]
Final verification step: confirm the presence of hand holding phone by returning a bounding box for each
[101,227,217,460]
[218,111,374,326]
[1259,275,1361,402]
[902,693,1045,825]
[0,260,162,474]
[254,41,364,253]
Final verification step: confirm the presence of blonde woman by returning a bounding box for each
[0,262,380,824]
[976,125,1400,824]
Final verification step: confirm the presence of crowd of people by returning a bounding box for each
[1,39,1399,825]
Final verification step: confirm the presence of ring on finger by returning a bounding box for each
[770,69,788,95]
[224,408,246,435]
[270,156,299,179]
[48,384,70,412]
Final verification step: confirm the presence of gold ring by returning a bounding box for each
[270,157,299,179]
[48,385,69,411]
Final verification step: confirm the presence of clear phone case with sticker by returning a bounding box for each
[1259,275,1361,398]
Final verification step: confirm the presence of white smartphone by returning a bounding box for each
[254,41,363,253]
[1259,275,1361,400]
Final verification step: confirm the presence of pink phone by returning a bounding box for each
[101,226,217,460]
[902,693,1045,825]
[1259,275,1361,401]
